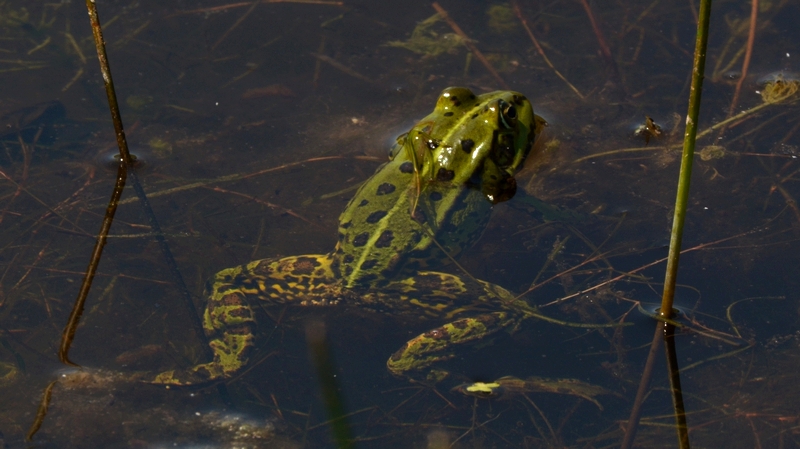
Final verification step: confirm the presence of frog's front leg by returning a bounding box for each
[152,254,337,386]
[386,311,519,383]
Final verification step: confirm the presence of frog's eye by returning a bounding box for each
[500,101,517,129]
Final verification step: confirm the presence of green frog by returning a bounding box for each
[153,87,549,386]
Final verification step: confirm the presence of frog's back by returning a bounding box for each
[334,88,538,288]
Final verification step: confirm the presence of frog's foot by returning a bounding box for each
[150,283,257,386]
[386,312,518,383]
[453,376,612,410]
[150,326,256,386]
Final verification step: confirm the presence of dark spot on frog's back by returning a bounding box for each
[443,111,454,117]
[377,183,396,195]
[228,325,252,336]
[399,161,414,173]
[412,273,447,291]
[366,210,388,224]
[412,209,427,224]
[281,275,299,284]
[228,308,252,319]
[352,232,370,247]
[342,254,355,264]
[375,230,394,248]
[429,191,442,201]
[252,259,279,276]
[460,139,474,153]
[452,320,469,329]
[358,199,369,207]
[360,259,378,270]
[357,273,378,284]
[436,168,455,182]
[219,293,245,307]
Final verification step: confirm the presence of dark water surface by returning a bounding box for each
[1,0,799,447]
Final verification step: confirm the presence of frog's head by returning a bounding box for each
[400,87,542,205]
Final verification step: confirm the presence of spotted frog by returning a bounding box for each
[154,87,548,386]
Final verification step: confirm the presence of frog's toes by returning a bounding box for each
[453,381,503,398]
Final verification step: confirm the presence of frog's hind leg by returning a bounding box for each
[378,271,525,383]
[386,311,519,383]
[151,254,337,386]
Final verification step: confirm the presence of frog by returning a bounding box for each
[153,87,550,386]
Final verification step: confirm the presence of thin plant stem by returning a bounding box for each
[664,323,690,446]
[59,1,135,366]
[661,0,712,323]
[720,0,758,138]
[26,380,57,440]
[579,0,624,96]
[432,2,509,89]
[60,1,226,400]
[58,157,126,365]
[621,0,713,447]
[212,0,260,51]
[511,1,584,99]
[620,322,664,449]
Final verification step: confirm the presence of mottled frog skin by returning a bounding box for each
[154,87,547,386]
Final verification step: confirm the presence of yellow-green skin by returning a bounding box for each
[153,87,545,386]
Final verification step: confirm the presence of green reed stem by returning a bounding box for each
[621,1,712,448]
[660,2,713,445]
[661,0,712,321]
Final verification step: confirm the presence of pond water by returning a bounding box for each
[0,0,799,447]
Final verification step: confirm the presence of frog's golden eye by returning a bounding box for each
[499,101,517,128]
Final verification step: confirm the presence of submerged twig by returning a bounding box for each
[578,0,624,97]
[511,1,584,99]
[431,2,509,89]
[115,155,381,206]
[211,0,260,51]
[26,380,57,440]
[310,53,375,84]
[720,0,758,138]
